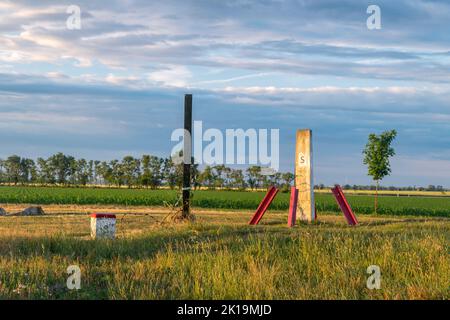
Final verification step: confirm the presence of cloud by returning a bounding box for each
[1,1,450,83]
[0,111,102,133]
[0,1,449,186]
[147,65,192,87]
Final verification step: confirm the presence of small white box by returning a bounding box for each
[90,213,116,239]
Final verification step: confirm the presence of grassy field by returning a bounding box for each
[1,186,450,217]
[0,207,448,299]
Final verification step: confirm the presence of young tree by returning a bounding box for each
[363,130,397,213]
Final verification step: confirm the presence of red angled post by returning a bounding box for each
[249,186,279,225]
[288,186,298,227]
[331,184,358,226]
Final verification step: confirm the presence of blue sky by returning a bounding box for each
[0,0,449,187]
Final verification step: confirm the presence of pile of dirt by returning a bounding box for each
[20,206,45,216]
[6,206,46,216]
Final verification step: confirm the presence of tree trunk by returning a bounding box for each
[375,180,379,214]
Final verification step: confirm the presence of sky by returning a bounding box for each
[0,0,449,187]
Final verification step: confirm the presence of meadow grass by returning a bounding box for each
[1,186,449,217]
[0,209,448,299]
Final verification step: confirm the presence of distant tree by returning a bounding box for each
[120,156,140,188]
[75,159,90,186]
[92,160,101,184]
[191,162,200,190]
[212,165,226,189]
[97,161,113,186]
[260,174,270,188]
[222,166,232,189]
[175,158,185,189]
[228,169,246,190]
[264,172,282,189]
[150,156,165,189]
[36,158,52,184]
[198,165,215,189]
[88,160,95,184]
[141,155,152,188]
[0,151,359,193]
[4,155,21,185]
[67,156,78,185]
[141,155,163,189]
[20,158,36,184]
[110,160,124,187]
[246,166,261,190]
[162,157,177,190]
[48,152,73,185]
[0,158,4,183]
[281,172,294,191]
[363,130,397,213]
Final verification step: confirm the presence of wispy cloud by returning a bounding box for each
[0,0,449,186]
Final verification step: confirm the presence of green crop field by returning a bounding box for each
[0,186,449,217]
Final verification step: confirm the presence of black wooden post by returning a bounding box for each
[182,94,192,217]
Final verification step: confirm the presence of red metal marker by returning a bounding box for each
[331,184,358,226]
[90,213,116,219]
[288,186,298,227]
[249,186,279,225]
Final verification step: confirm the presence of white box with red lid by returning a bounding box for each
[90,213,116,239]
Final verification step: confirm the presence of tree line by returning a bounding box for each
[0,153,295,191]
[338,184,447,192]
[0,152,446,192]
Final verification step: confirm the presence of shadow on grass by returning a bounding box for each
[359,217,450,227]
[3,216,446,263]
[0,223,290,262]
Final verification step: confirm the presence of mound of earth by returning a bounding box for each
[16,206,45,216]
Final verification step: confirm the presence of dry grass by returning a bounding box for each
[0,206,448,299]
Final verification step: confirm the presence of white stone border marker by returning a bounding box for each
[90,213,116,239]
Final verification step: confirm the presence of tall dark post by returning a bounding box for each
[182,94,192,218]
